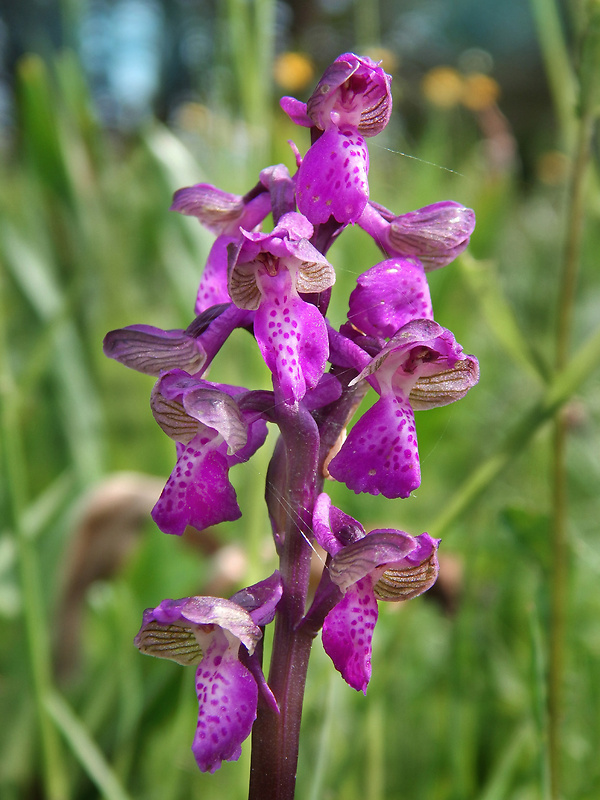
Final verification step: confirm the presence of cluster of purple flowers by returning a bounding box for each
[105,54,478,778]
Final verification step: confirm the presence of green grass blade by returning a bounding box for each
[45,690,133,800]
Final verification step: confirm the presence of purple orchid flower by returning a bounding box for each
[228,211,335,403]
[358,200,476,271]
[327,319,479,498]
[171,182,272,313]
[312,493,439,693]
[149,370,268,535]
[134,572,282,773]
[281,53,392,225]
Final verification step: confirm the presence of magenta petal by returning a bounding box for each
[348,258,433,338]
[152,445,241,535]
[280,96,312,126]
[230,571,283,627]
[322,578,378,694]
[328,394,420,498]
[192,634,258,773]
[312,492,366,555]
[195,236,234,313]
[296,127,369,224]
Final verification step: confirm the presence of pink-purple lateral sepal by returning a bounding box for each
[171,183,271,236]
[347,258,433,339]
[134,594,270,773]
[279,95,312,127]
[296,126,369,224]
[230,571,283,627]
[358,201,476,271]
[195,236,236,313]
[305,53,392,136]
[103,324,206,376]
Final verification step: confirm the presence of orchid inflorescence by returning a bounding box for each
[104,53,478,792]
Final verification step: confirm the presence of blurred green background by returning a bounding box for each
[1,1,599,799]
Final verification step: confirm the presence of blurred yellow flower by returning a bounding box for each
[274,52,314,91]
[461,73,501,111]
[537,150,570,185]
[421,66,464,108]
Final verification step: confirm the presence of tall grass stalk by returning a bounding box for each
[549,6,600,796]
[0,272,68,800]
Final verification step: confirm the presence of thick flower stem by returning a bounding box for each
[248,400,321,800]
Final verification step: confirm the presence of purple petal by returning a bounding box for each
[280,95,312,126]
[195,236,234,313]
[388,202,476,271]
[296,127,369,224]
[254,270,328,403]
[303,373,343,410]
[312,493,366,555]
[348,258,433,338]
[152,444,241,535]
[192,633,258,773]
[230,571,284,627]
[327,394,420,498]
[351,319,462,386]
[103,325,206,376]
[322,578,378,694]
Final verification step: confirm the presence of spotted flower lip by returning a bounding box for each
[327,319,479,498]
[312,493,439,693]
[134,572,283,774]
[358,200,476,271]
